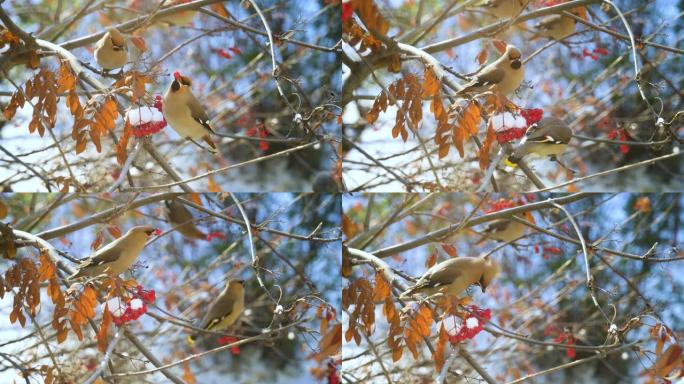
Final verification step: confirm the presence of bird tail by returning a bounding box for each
[202,135,218,154]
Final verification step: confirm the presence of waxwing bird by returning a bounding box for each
[456,44,524,97]
[94,27,128,70]
[188,279,245,344]
[508,117,573,171]
[69,226,155,279]
[531,12,577,41]
[164,199,206,240]
[400,257,500,299]
[477,215,527,244]
[157,0,196,26]
[163,71,218,153]
[480,0,527,20]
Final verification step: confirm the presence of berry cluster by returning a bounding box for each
[153,95,163,112]
[495,126,527,144]
[553,330,577,359]
[111,285,156,326]
[133,121,166,138]
[519,108,544,127]
[216,335,241,355]
[484,198,517,214]
[132,97,167,138]
[246,123,270,151]
[448,305,491,344]
[213,46,242,60]
[607,128,630,154]
[582,47,610,61]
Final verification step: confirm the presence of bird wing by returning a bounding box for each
[525,123,567,144]
[422,262,463,290]
[166,200,206,239]
[166,199,193,223]
[484,218,510,234]
[80,241,123,268]
[469,67,505,88]
[534,14,563,31]
[187,94,216,134]
[199,293,236,330]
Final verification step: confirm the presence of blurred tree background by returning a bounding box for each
[1,0,342,192]
[342,193,684,383]
[0,192,342,383]
[342,0,683,192]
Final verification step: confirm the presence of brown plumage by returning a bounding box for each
[400,257,500,299]
[188,280,245,344]
[531,9,580,41]
[94,27,128,70]
[157,0,197,26]
[477,216,527,244]
[480,0,527,20]
[164,199,206,240]
[456,45,524,97]
[69,226,155,279]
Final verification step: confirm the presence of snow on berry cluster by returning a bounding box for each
[489,109,544,143]
[126,98,167,138]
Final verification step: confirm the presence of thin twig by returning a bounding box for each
[371,193,590,258]
[246,0,297,114]
[82,329,122,384]
[123,140,324,191]
[536,151,683,193]
[230,192,276,305]
[107,140,143,192]
[458,348,497,384]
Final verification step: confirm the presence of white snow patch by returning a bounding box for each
[465,317,479,329]
[129,298,144,310]
[490,112,526,131]
[103,298,126,317]
[125,106,164,125]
